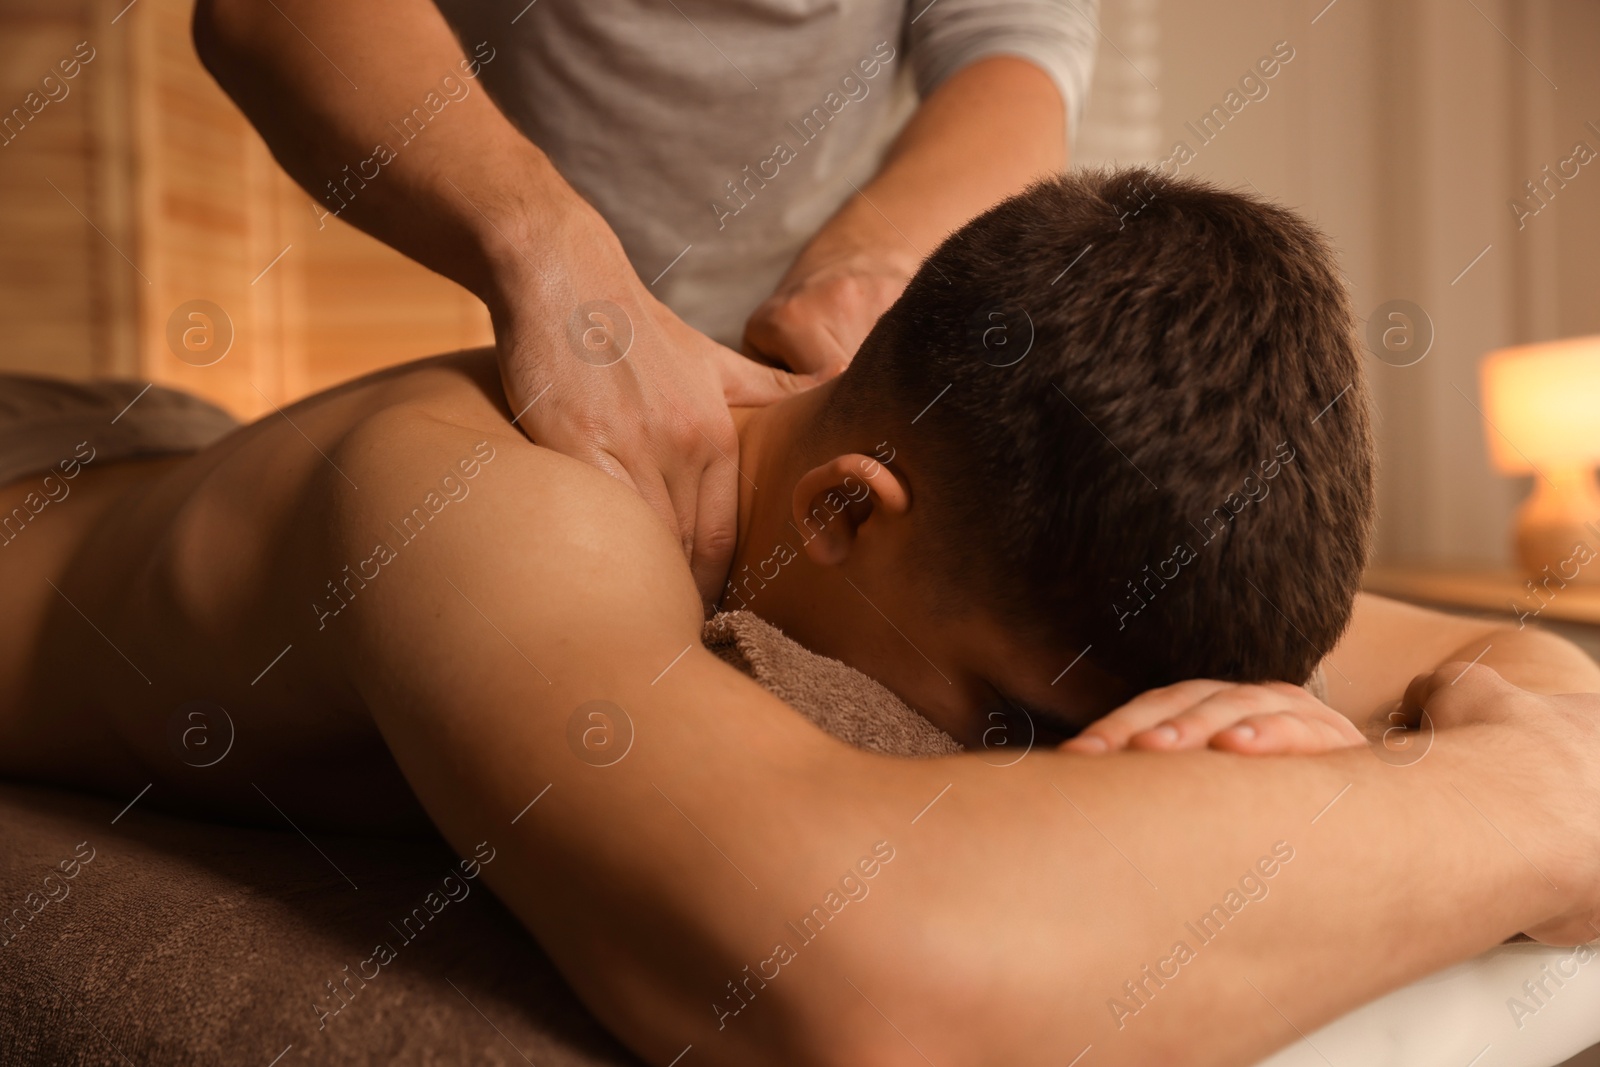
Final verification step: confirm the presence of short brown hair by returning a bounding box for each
[819,167,1375,689]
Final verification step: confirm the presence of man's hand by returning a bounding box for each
[493,214,812,609]
[1400,662,1600,947]
[742,248,919,377]
[1061,678,1367,756]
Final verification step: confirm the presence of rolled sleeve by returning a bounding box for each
[906,0,1099,149]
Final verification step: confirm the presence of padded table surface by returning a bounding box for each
[4,781,1597,1066]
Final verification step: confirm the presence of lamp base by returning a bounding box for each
[1513,466,1600,586]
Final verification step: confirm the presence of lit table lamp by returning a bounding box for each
[1480,334,1600,584]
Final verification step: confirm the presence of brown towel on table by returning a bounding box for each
[0,374,239,487]
[0,612,952,1067]
[704,611,961,757]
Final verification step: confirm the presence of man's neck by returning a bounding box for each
[721,386,835,623]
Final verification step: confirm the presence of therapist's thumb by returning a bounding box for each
[712,346,821,407]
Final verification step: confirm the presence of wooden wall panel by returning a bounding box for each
[0,0,492,418]
[134,0,280,416]
[0,9,101,379]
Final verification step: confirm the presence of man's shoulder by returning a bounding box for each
[326,378,704,637]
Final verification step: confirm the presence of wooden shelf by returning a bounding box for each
[1363,565,1600,626]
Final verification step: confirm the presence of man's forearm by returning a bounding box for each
[1325,595,1600,724]
[1463,626,1600,695]
[193,0,586,304]
[825,727,1576,1066]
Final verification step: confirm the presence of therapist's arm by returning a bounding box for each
[192,0,806,608]
[323,408,1600,1067]
[744,55,1069,374]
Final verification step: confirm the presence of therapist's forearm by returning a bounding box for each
[193,0,595,306]
[806,55,1067,267]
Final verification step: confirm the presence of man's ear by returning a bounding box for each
[790,453,911,567]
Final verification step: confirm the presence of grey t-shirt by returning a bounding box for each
[435,0,1099,348]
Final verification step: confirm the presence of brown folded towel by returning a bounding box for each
[704,610,961,757]
[705,610,1326,745]
[0,374,239,487]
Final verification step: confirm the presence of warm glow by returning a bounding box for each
[1480,335,1600,474]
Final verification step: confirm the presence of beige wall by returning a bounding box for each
[0,1,111,380]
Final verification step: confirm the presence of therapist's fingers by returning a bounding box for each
[743,305,854,379]
[588,431,720,610]
[685,450,740,612]
[712,343,820,406]
[615,455,679,557]
[741,252,913,378]
[605,409,725,610]
[639,330,767,609]
[643,345,740,610]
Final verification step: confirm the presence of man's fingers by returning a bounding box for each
[1069,679,1359,757]
[1401,661,1510,725]
[1126,685,1290,751]
[1211,712,1367,755]
[1116,682,1351,753]
[1064,679,1234,753]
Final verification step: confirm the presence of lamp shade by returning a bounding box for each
[1479,335,1600,474]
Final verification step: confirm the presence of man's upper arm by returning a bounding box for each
[316,406,878,1065]
[1321,594,1494,720]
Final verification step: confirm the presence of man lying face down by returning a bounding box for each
[0,164,1392,837]
[720,166,1374,749]
[5,161,1598,1067]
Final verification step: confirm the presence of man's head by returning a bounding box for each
[730,167,1375,746]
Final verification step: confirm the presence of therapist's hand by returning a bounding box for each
[742,245,920,377]
[742,57,1071,376]
[492,211,812,610]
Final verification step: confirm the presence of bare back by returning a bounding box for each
[0,350,530,831]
